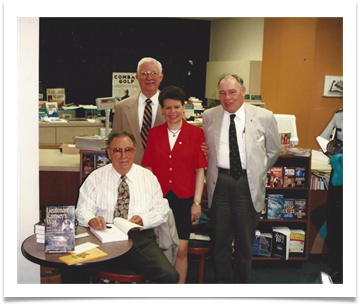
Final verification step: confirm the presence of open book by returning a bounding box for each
[316,136,329,154]
[90,218,142,243]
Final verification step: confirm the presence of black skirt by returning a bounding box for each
[165,190,193,240]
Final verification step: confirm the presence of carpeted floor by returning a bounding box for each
[185,254,333,284]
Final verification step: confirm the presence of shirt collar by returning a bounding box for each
[111,164,135,182]
[224,102,245,119]
[139,91,159,106]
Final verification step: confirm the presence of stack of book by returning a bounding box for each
[34,220,45,243]
[75,135,107,151]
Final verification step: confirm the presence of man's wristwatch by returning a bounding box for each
[193,201,200,206]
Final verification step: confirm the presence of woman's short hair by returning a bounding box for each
[159,86,186,108]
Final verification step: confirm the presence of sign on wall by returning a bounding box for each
[112,73,140,102]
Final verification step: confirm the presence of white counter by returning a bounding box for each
[39,149,80,172]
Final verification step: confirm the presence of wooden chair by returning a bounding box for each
[92,264,151,284]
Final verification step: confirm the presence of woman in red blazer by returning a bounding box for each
[142,86,208,283]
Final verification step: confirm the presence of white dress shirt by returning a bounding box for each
[138,91,160,130]
[76,163,169,229]
[217,104,247,170]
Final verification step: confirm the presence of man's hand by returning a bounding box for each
[88,216,107,230]
[129,215,143,229]
[201,142,209,157]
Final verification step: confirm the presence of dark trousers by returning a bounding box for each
[326,170,343,278]
[211,171,261,283]
[118,229,179,283]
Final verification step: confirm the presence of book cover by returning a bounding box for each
[259,232,272,257]
[90,217,142,243]
[295,167,306,187]
[252,230,261,255]
[280,132,291,150]
[289,229,305,253]
[283,167,296,187]
[272,226,290,260]
[45,102,59,117]
[294,199,307,219]
[82,153,95,178]
[45,206,75,253]
[96,154,110,169]
[282,198,295,220]
[59,247,108,265]
[260,200,267,219]
[267,194,283,220]
[270,167,283,187]
[266,169,271,188]
[46,88,66,107]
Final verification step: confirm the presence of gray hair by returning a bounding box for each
[107,130,136,148]
[137,57,163,74]
[217,74,244,87]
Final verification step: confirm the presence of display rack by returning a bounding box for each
[254,153,312,261]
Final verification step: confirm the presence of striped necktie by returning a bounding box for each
[140,98,152,149]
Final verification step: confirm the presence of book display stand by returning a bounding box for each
[256,154,312,261]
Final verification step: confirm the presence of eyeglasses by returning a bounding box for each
[139,71,158,78]
[112,147,135,156]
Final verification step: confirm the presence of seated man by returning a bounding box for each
[75,130,179,283]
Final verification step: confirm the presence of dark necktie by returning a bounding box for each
[229,114,242,180]
[140,98,152,149]
[114,175,130,219]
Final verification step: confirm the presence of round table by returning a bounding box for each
[21,226,133,283]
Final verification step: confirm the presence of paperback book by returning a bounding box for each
[270,167,283,187]
[259,233,273,257]
[294,199,307,219]
[45,206,75,253]
[59,247,108,265]
[282,198,295,220]
[90,217,142,243]
[280,132,291,151]
[289,229,305,253]
[272,226,290,260]
[34,220,46,244]
[266,169,271,188]
[267,194,283,220]
[295,167,306,187]
[283,167,296,187]
[252,230,261,255]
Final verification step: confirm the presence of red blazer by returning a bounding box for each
[142,119,208,198]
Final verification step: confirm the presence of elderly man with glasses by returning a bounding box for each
[75,130,179,283]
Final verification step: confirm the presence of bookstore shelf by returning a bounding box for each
[255,153,312,261]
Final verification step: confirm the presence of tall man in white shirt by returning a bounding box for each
[112,57,166,164]
[76,130,179,283]
[203,74,281,283]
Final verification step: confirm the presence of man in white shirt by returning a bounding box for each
[112,57,166,164]
[76,130,179,283]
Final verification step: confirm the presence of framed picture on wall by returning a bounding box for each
[323,75,343,97]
